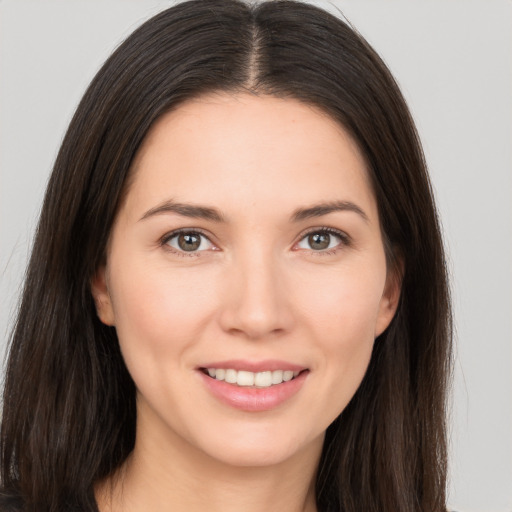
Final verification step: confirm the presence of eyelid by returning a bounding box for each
[159,226,351,255]
[293,226,351,251]
[160,228,218,254]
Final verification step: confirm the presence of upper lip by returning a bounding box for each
[198,359,307,373]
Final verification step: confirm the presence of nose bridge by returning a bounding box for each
[219,242,292,339]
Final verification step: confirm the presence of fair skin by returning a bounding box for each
[92,93,400,512]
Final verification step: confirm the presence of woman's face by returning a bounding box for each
[92,93,399,468]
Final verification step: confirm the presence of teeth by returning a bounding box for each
[254,371,272,388]
[271,370,283,384]
[225,369,237,384]
[206,368,301,387]
[283,370,294,381]
[237,370,254,387]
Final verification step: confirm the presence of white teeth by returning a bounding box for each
[254,371,272,387]
[271,370,283,384]
[237,370,255,387]
[225,369,237,384]
[283,370,294,382]
[206,368,302,387]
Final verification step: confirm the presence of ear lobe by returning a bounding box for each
[90,265,115,326]
[374,262,403,338]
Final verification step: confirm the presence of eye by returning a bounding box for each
[296,228,347,252]
[164,230,215,253]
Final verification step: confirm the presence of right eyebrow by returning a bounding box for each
[139,200,226,223]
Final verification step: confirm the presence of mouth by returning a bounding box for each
[200,368,306,388]
[198,364,309,412]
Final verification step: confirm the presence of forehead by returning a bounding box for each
[126,92,377,222]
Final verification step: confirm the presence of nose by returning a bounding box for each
[218,249,295,340]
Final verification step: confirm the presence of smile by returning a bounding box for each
[199,366,309,412]
[204,368,301,387]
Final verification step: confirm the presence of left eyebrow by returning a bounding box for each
[291,201,370,223]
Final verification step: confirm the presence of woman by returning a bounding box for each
[0,1,452,511]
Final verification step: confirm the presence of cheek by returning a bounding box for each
[295,259,385,397]
[298,260,386,339]
[106,260,222,417]
[108,259,219,364]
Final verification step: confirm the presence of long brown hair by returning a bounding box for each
[1,1,452,511]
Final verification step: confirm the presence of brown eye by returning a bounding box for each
[166,231,213,253]
[178,233,201,251]
[308,232,330,250]
[296,229,345,252]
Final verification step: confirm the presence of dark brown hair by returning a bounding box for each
[0,1,452,511]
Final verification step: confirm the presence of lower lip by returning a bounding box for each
[198,370,308,412]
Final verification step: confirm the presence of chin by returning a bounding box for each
[191,425,324,469]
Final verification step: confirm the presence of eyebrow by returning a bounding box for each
[139,200,225,222]
[291,201,369,223]
[139,199,369,224]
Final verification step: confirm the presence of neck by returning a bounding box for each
[96,401,323,512]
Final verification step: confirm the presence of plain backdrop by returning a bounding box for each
[0,1,511,511]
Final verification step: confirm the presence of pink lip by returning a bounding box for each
[198,368,309,412]
[198,359,305,372]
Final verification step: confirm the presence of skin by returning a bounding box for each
[92,93,400,512]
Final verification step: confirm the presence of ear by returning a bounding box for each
[90,265,115,326]
[374,261,403,338]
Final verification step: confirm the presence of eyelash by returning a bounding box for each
[160,226,351,257]
[295,226,351,256]
[160,228,215,258]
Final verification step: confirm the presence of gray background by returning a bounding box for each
[0,1,511,510]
